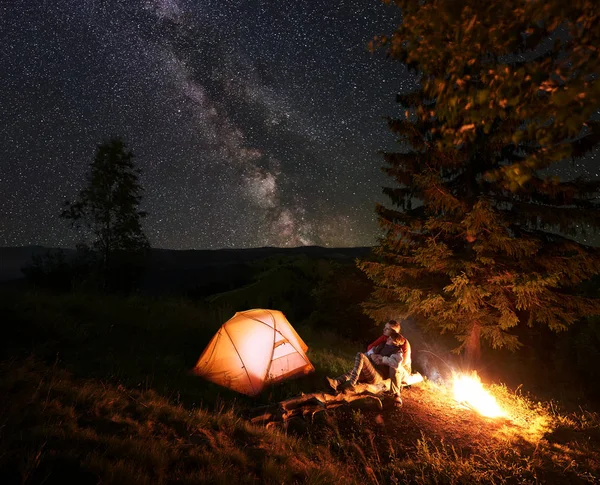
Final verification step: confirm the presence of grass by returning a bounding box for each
[1,288,600,484]
[0,358,358,484]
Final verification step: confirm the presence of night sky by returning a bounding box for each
[1,0,412,249]
[1,1,597,250]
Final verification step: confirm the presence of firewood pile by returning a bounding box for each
[246,374,423,427]
[246,382,391,426]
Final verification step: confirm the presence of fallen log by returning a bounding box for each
[250,410,280,425]
[280,394,327,411]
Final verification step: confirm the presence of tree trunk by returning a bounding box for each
[464,322,481,368]
[103,213,111,291]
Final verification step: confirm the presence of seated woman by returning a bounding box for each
[326,327,409,407]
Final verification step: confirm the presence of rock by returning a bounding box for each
[347,395,383,411]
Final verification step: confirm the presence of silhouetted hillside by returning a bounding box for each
[0,246,372,295]
[143,246,371,295]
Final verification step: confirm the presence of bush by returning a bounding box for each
[21,250,79,291]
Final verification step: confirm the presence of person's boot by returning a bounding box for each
[393,394,403,408]
[325,377,340,393]
[338,380,356,393]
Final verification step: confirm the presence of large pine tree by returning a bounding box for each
[359,0,600,360]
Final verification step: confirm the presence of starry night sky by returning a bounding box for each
[1,1,597,250]
[1,0,418,249]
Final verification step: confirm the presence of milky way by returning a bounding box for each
[1,1,597,249]
[0,0,410,249]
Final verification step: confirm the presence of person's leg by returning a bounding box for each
[389,365,409,406]
[327,352,369,391]
[333,352,383,387]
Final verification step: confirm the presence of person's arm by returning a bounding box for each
[366,335,387,354]
[402,340,412,370]
[370,353,383,364]
[381,350,403,369]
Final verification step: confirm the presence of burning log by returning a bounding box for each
[452,371,506,418]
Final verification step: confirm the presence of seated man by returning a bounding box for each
[326,324,409,407]
[367,320,401,354]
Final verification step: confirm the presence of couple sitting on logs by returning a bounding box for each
[326,320,411,408]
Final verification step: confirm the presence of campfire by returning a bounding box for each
[452,371,506,418]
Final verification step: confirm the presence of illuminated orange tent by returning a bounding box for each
[192,309,315,396]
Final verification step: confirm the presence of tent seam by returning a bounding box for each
[222,324,257,395]
[236,310,312,383]
[264,310,278,382]
[204,329,221,363]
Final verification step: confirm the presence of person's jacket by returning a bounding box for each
[367,335,412,372]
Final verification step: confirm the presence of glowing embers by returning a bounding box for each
[453,371,506,418]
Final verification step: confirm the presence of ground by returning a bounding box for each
[2,289,600,484]
[272,381,600,484]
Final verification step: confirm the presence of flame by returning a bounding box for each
[452,371,506,418]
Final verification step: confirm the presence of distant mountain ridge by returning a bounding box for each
[0,245,373,283]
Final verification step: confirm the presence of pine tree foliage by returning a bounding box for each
[62,138,150,283]
[359,0,600,356]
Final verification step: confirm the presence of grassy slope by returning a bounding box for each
[1,289,600,484]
